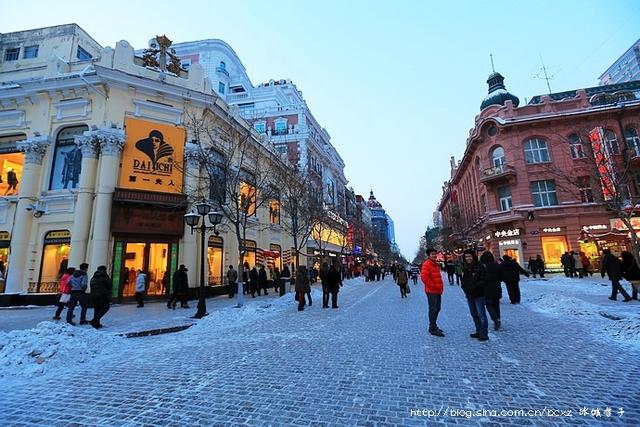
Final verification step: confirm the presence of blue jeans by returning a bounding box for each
[467,296,488,337]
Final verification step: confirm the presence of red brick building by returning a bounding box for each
[438,73,640,269]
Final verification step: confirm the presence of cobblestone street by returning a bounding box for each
[2,276,639,426]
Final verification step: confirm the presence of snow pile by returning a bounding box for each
[0,321,123,378]
[526,293,600,317]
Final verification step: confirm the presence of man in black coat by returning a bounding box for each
[258,264,268,296]
[601,250,632,302]
[326,264,342,308]
[500,255,530,304]
[250,266,259,297]
[461,250,489,341]
[168,265,189,309]
[89,266,112,329]
[479,252,503,330]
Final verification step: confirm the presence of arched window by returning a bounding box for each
[491,146,505,171]
[603,130,619,155]
[524,138,550,164]
[568,134,585,159]
[625,127,640,157]
[49,125,88,190]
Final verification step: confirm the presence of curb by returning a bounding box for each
[120,324,194,338]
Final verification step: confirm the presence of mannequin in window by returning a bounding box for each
[61,147,83,189]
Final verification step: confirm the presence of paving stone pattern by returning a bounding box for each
[1,276,639,426]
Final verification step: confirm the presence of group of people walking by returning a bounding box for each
[601,249,639,302]
[53,263,112,329]
[420,248,529,341]
[560,251,592,278]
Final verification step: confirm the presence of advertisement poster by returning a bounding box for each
[120,117,185,193]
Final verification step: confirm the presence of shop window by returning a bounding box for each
[569,134,585,159]
[269,244,282,270]
[524,138,550,164]
[120,242,170,297]
[497,186,512,211]
[38,230,71,292]
[604,130,619,155]
[530,180,558,207]
[625,127,640,157]
[239,181,256,216]
[241,239,256,268]
[208,236,224,286]
[541,236,568,269]
[0,133,26,196]
[49,125,88,190]
[578,176,594,203]
[269,199,281,224]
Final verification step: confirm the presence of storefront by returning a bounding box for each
[33,230,71,293]
[241,239,256,267]
[540,227,568,270]
[493,227,523,265]
[208,236,224,286]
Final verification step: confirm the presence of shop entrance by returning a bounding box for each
[541,236,568,269]
[112,239,178,299]
[503,248,520,263]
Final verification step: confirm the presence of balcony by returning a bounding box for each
[479,164,516,185]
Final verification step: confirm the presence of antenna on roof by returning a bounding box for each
[490,53,496,73]
[534,53,554,94]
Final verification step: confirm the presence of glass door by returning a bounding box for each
[148,243,169,296]
[123,242,145,297]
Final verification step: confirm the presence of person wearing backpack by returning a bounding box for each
[66,263,89,325]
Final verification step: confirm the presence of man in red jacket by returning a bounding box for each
[421,248,445,337]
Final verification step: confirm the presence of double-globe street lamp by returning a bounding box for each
[184,199,223,319]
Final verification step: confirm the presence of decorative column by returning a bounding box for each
[6,135,51,293]
[68,132,100,269]
[87,128,125,271]
[181,142,201,286]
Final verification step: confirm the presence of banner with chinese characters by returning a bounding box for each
[120,117,185,193]
[494,228,520,238]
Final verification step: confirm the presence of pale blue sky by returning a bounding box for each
[3,0,639,258]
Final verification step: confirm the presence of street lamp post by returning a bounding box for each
[184,199,223,319]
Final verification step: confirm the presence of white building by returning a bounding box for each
[599,38,640,85]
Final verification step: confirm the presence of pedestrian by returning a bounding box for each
[500,254,529,304]
[281,265,291,293]
[461,250,489,341]
[250,265,259,297]
[621,251,640,300]
[445,259,455,285]
[66,263,89,325]
[168,264,189,309]
[561,252,572,277]
[410,264,419,285]
[535,255,545,278]
[396,264,409,298]
[227,265,238,298]
[600,249,632,302]
[480,252,503,331]
[527,257,538,278]
[420,248,445,337]
[320,262,330,308]
[272,267,281,293]
[242,262,250,295]
[135,269,146,307]
[53,267,74,320]
[326,264,341,308]
[89,266,112,329]
[581,252,593,277]
[363,266,369,282]
[295,265,310,311]
[162,270,170,296]
[454,259,463,285]
[572,251,583,278]
[258,264,268,296]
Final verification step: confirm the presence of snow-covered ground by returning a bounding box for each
[521,274,640,350]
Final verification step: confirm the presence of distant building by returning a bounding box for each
[599,38,640,85]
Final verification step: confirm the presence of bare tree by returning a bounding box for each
[183,105,283,305]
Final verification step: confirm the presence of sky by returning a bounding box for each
[2,0,639,259]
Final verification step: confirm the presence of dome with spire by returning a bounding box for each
[367,190,383,209]
[480,72,520,111]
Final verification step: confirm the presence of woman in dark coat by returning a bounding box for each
[250,266,259,297]
[295,265,310,311]
[461,250,489,341]
[479,251,503,330]
[500,255,529,304]
[326,264,342,308]
[258,264,268,296]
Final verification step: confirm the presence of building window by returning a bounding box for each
[208,160,227,205]
[239,181,257,216]
[497,186,512,211]
[181,60,191,70]
[219,61,226,70]
[23,45,39,59]
[269,199,281,224]
[277,145,287,155]
[49,125,88,190]
[254,122,266,133]
[491,146,505,171]
[76,46,92,60]
[218,82,225,94]
[625,127,640,157]
[569,134,585,159]
[4,48,19,61]
[524,138,550,164]
[481,193,488,212]
[578,176,594,203]
[530,180,558,207]
[604,130,619,155]
[274,120,287,135]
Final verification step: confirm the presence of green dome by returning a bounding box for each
[480,72,520,111]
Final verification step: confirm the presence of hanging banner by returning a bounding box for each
[588,127,614,201]
[120,117,185,193]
